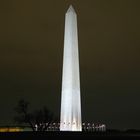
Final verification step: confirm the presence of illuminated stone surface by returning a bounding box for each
[60,5,82,131]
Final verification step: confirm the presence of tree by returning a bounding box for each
[14,99,57,131]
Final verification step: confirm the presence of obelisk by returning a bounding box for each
[60,5,82,131]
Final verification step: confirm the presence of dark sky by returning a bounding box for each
[0,0,140,129]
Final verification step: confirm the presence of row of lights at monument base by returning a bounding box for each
[34,122,106,132]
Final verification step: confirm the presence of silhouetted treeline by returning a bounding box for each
[14,99,58,131]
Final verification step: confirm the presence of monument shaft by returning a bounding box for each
[60,5,82,131]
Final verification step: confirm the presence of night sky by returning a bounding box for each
[0,0,140,130]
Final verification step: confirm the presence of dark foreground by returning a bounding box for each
[0,131,140,139]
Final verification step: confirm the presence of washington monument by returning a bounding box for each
[60,5,82,131]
